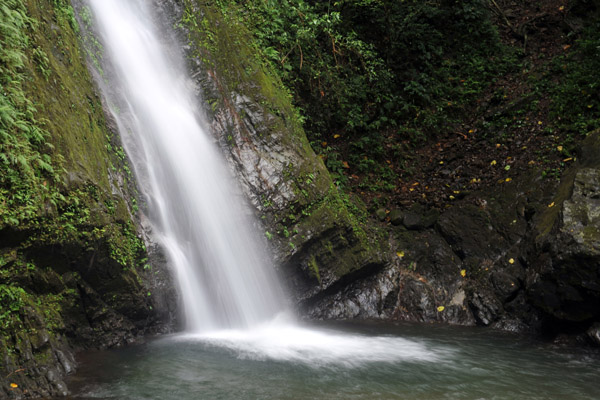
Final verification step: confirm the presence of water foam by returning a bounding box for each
[177,316,445,367]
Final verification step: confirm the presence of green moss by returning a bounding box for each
[308,255,321,285]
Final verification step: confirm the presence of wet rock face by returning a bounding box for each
[308,231,475,326]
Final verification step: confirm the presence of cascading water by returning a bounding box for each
[82,0,441,367]
[86,0,285,332]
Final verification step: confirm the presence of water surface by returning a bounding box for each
[66,321,600,400]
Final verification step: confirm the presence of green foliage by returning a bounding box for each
[218,0,512,191]
[0,284,26,330]
[0,0,58,227]
[547,19,600,137]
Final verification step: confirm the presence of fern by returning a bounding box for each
[0,0,59,228]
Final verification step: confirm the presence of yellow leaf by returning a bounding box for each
[490,160,497,166]
[449,195,455,200]
[468,129,474,134]
[460,269,466,277]
[10,383,18,388]
[563,157,573,162]
[548,202,555,208]
[397,251,405,258]
[505,178,512,182]
[557,145,563,152]
[538,121,543,125]
[439,161,444,165]
[509,258,515,264]
[333,134,341,139]
[437,306,445,312]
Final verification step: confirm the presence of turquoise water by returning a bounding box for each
[66,321,600,400]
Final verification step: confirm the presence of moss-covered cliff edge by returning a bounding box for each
[0,1,174,398]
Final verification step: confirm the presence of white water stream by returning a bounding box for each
[87,0,285,332]
[85,0,440,366]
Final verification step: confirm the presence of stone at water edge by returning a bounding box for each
[587,323,600,346]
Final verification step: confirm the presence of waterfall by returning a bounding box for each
[85,0,286,332]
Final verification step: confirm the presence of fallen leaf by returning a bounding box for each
[333,134,341,139]
[397,251,405,258]
[460,269,466,277]
[505,177,512,182]
[557,145,563,152]
[509,258,515,264]
[563,158,573,162]
[490,160,497,166]
[437,306,445,312]
[548,202,555,208]
[10,383,18,389]
[342,161,350,169]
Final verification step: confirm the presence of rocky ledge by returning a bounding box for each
[307,131,600,345]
